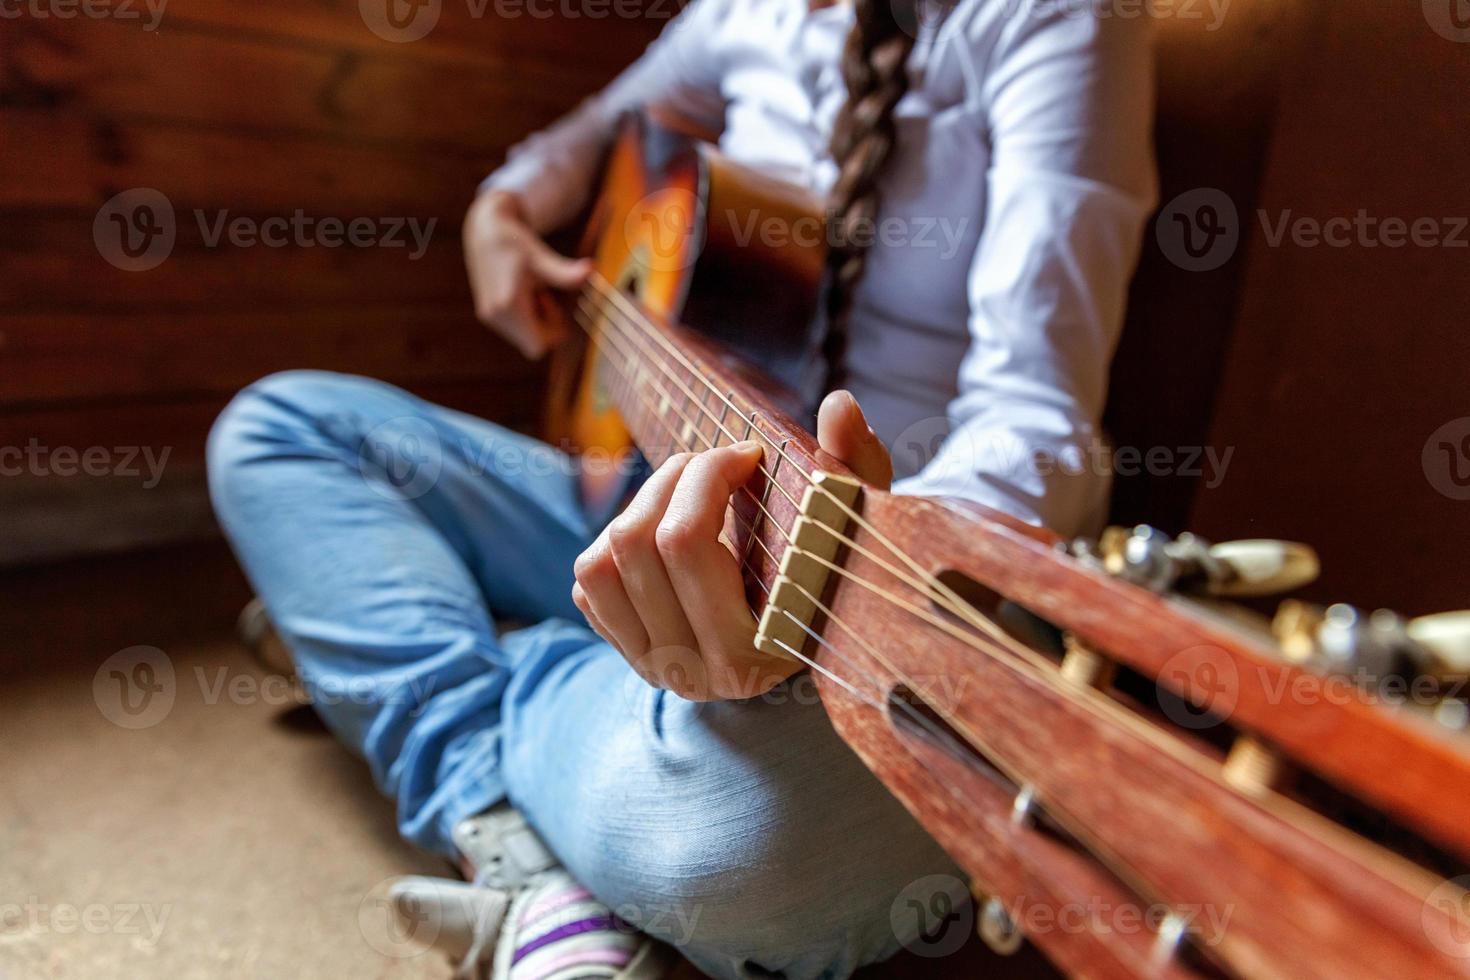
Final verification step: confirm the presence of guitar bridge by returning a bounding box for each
[754,470,862,661]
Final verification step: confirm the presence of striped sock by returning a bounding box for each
[499,871,640,980]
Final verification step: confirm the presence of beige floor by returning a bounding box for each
[0,546,1032,979]
[1,639,449,980]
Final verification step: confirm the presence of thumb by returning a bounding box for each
[528,239,593,290]
[817,390,892,490]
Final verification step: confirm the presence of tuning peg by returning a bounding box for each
[1077,526,1319,598]
[977,895,1024,956]
[1222,734,1291,796]
[1407,611,1470,683]
[1206,539,1320,597]
[1271,600,1325,664]
[1059,633,1117,690]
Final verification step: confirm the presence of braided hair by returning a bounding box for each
[822,0,919,384]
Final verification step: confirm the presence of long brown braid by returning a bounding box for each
[822,0,920,384]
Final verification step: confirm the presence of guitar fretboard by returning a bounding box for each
[580,285,815,608]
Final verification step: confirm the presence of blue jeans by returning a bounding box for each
[207,371,965,980]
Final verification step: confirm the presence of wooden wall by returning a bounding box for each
[1,0,662,563]
[5,0,1465,618]
[1109,0,1470,617]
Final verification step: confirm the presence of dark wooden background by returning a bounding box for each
[1,0,665,562]
[1110,0,1470,617]
[3,0,1467,618]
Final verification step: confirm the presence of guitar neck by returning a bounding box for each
[577,282,839,610]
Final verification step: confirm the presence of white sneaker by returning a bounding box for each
[236,597,295,676]
[387,870,674,980]
[387,806,677,980]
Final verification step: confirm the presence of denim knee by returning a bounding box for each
[207,370,381,504]
[552,720,913,974]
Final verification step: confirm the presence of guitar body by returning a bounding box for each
[547,112,827,503]
[543,113,1470,979]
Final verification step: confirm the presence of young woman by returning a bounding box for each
[209,0,1155,976]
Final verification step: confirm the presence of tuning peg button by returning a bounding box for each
[1408,611,1470,683]
[1207,539,1320,597]
[1077,526,1319,598]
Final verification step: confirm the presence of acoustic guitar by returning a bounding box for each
[544,111,1470,978]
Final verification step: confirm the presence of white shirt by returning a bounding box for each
[484,0,1158,536]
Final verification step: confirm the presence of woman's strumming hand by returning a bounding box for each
[463,189,592,359]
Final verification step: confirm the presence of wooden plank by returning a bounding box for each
[0,210,474,313]
[0,379,547,468]
[0,375,545,564]
[165,0,664,74]
[5,17,600,152]
[11,112,491,216]
[7,111,498,216]
[0,369,546,566]
[0,308,532,406]
[0,462,220,566]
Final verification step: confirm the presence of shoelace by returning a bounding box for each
[454,867,513,980]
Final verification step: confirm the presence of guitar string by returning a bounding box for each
[573,275,1437,939]
[574,297,839,567]
[572,308,1019,783]
[584,276,1453,922]
[585,275,1034,657]
[575,289,1021,657]
[580,311,1098,765]
[577,292,1036,685]
[575,290,1132,737]
[572,300,1145,817]
[569,304,1192,936]
[572,283,1205,917]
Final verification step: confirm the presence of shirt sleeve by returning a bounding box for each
[479,0,732,233]
[893,7,1158,538]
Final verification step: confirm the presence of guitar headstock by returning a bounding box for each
[808,488,1470,978]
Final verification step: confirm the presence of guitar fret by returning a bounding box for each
[678,385,696,452]
[715,396,730,450]
[700,386,717,449]
[742,413,784,574]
